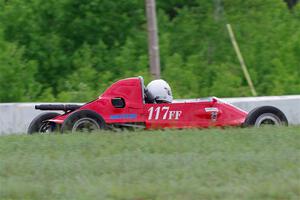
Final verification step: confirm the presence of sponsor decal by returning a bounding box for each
[205,107,219,112]
[211,111,218,122]
[205,107,219,122]
[148,106,182,120]
[110,114,137,120]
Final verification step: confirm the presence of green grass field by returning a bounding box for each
[1,127,300,200]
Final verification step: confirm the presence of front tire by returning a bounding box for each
[28,112,60,134]
[243,106,288,127]
[61,110,106,133]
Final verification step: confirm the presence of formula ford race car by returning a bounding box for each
[28,76,288,134]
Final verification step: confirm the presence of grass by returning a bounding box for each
[0,127,300,200]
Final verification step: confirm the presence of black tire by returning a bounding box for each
[61,110,106,133]
[28,112,60,134]
[243,106,288,127]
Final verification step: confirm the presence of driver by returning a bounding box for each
[145,79,173,103]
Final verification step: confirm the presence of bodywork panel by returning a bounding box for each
[47,77,247,129]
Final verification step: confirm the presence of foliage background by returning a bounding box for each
[0,0,299,102]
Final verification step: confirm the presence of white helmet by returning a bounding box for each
[146,79,173,103]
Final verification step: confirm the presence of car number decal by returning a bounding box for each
[148,106,182,120]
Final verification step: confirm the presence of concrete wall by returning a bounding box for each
[0,95,299,135]
[0,103,63,135]
[222,95,300,125]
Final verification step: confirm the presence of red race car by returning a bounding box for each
[28,76,288,133]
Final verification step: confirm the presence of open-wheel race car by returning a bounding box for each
[28,76,288,134]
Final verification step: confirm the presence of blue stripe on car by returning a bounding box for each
[110,114,137,120]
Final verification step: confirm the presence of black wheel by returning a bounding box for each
[61,110,106,133]
[243,106,288,127]
[28,112,60,134]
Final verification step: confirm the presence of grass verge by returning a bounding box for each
[1,127,300,200]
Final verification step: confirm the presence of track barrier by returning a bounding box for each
[0,95,299,135]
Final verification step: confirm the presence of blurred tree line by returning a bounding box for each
[0,0,299,102]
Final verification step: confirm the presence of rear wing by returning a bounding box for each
[35,104,82,112]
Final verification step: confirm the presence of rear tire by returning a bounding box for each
[243,106,288,127]
[61,110,106,133]
[28,112,60,134]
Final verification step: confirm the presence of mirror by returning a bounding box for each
[111,97,125,108]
